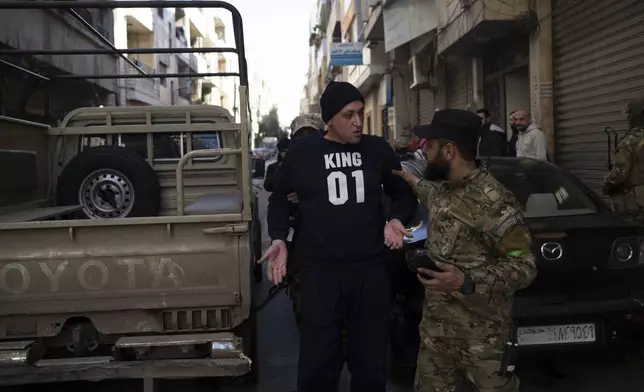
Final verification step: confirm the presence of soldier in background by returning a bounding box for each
[602,94,644,222]
[264,113,325,325]
[393,108,537,392]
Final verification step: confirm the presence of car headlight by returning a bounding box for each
[610,237,644,267]
[615,243,634,262]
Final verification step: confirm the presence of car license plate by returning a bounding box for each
[517,323,596,346]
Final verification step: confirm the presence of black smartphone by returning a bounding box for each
[405,249,443,279]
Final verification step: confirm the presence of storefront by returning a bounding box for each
[552,0,644,189]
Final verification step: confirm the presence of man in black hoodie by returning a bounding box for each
[263,137,291,192]
[476,108,507,157]
[259,82,417,392]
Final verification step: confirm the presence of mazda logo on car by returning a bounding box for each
[540,242,563,261]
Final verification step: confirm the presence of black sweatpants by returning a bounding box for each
[297,262,391,392]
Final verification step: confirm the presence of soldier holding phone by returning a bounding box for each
[393,108,538,392]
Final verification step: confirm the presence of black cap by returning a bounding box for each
[413,108,482,151]
[320,81,365,123]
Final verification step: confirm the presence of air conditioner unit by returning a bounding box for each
[408,54,432,91]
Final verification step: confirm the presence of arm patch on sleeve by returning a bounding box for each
[490,213,519,238]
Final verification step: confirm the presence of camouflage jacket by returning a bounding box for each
[412,168,537,339]
[602,127,644,195]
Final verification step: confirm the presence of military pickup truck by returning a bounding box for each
[0,1,261,389]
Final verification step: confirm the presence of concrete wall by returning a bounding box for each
[0,9,118,93]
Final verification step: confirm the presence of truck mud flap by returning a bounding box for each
[0,333,251,386]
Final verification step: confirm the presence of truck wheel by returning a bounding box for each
[56,146,160,219]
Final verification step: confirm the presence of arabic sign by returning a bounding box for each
[329,42,364,67]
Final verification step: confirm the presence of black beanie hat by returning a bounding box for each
[320,81,365,123]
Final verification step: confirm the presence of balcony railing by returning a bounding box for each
[125,62,160,104]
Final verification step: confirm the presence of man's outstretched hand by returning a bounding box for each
[257,240,288,285]
[384,218,412,250]
[392,167,420,187]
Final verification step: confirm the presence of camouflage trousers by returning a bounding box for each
[414,336,519,392]
[286,251,350,349]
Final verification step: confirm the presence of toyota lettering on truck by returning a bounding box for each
[0,1,262,389]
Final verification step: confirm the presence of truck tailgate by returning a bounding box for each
[0,219,252,336]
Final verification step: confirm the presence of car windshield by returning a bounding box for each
[491,170,598,218]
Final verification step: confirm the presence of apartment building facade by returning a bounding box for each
[305,0,644,192]
[113,6,237,112]
[0,5,118,124]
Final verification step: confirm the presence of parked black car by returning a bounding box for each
[390,157,644,377]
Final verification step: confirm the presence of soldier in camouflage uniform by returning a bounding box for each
[601,94,644,222]
[279,114,326,325]
[394,108,538,392]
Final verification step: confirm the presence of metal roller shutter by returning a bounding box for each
[446,57,471,109]
[553,0,644,191]
[418,89,434,124]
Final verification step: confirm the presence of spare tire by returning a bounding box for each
[56,146,160,219]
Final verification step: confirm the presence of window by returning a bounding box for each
[82,135,107,148]
[158,64,167,86]
[191,132,222,163]
[81,126,223,165]
[192,132,221,151]
[153,131,223,164]
[492,171,598,218]
[153,133,185,162]
[114,134,147,159]
[364,112,371,135]
[168,22,173,48]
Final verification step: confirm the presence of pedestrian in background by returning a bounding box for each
[263,137,291,192]
[393,108,537,392]
[476,108,507,157]
[260,81,417,392]
[507,111,518,157]
[513,110,548,160]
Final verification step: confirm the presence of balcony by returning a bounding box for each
[347,45,387,94]
[184,8,207,39]
[317,0,332,33]
[361,0,385,42]
[436,0,531,54]
[124,62,160,105]
[124,8,153,32]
